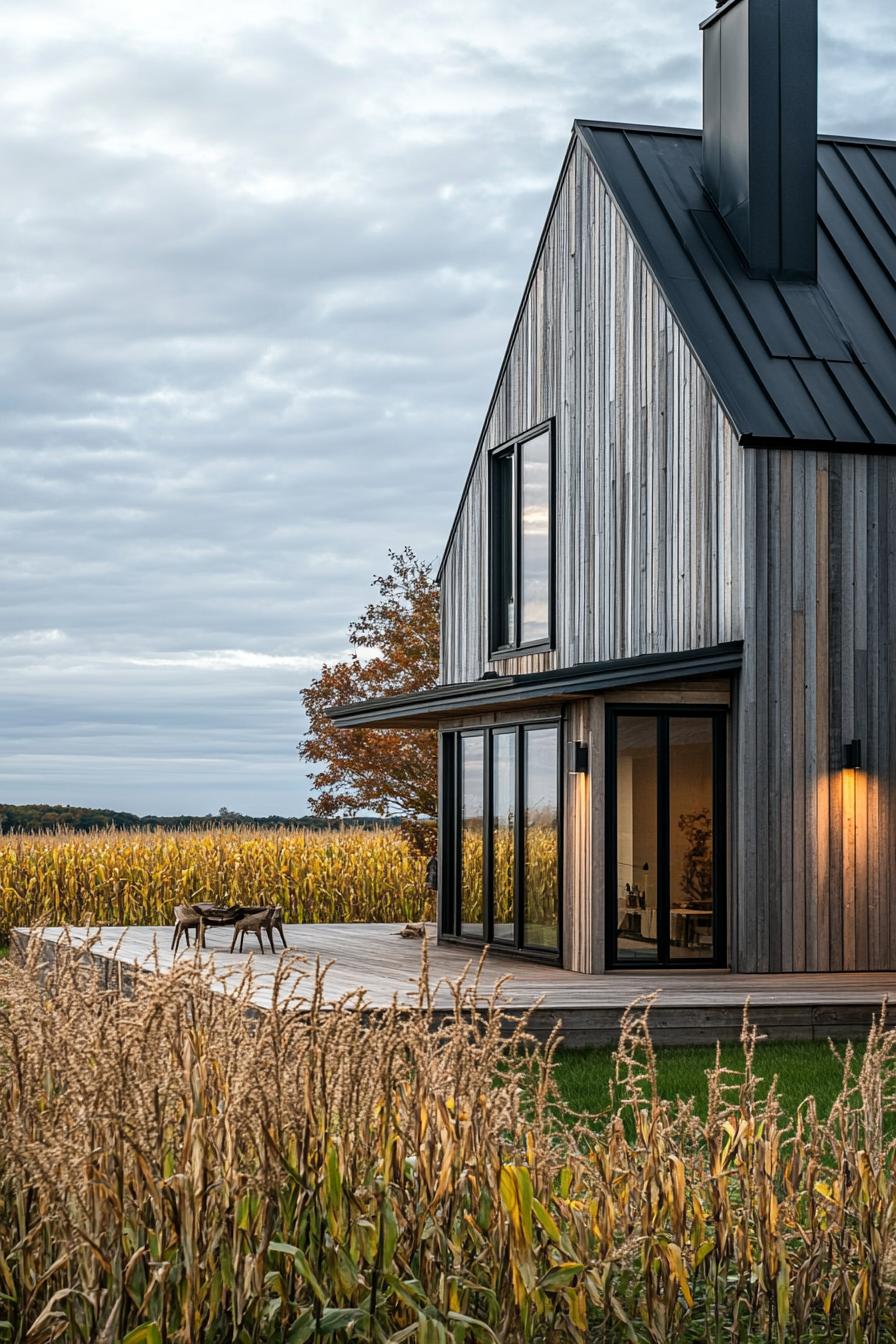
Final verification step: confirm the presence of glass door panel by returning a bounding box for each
[669,718,715,960]
[491,731,516,942]
[523,726,559,950]
[610,710,724,968]
[460,734,485,938]
[614,717,659,962]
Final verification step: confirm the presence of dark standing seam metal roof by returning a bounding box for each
[577,121,896,450]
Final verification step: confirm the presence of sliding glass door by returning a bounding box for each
[448,722,560,958]
[459,734,485,938]
[523,726,560,950]
[607,708,726,968]
[612,716,659,962]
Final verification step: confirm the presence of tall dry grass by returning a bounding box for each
[1,937,896,1341]
[0,827,431,942]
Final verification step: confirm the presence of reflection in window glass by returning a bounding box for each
[615,717,658,963]
[520,432,550,645]
[491,732,516,941]
[460,735,484,937]
[669,718,714,960]
[491,452,515,649]
[524,726,558,949]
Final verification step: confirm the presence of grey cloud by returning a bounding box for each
[1,0,891,812]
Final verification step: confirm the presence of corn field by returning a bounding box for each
[461,827,558,932]
[0,828,431,943]
[2,938,896,1341]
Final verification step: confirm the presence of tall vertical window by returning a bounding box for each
[523,726,559,950]
[520,433,551,644]
[447,721,560,958]
[460,734,485,938]
[491,730,516,943]
[489,424,553,654]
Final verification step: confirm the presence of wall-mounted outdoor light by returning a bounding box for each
[843,739,863,770]
[567,741,589,775]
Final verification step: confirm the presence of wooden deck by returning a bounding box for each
[12,923,896,1046]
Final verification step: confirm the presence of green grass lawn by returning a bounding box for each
[555,1038,861,1121]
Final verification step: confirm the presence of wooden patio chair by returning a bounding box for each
[228,906,288,954]
[229,908,274,954]
[267,905,287,950]
[172,903,202,953]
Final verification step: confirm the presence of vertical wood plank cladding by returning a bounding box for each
[737,450,896,974]
[887,460,896,971]
[828,459,844,972]
[439,141,745,686]
[738,453,758,973]
[437,131,896,978]
[791,452,807,974]
[589,696,607,975]
[815,459,831,972]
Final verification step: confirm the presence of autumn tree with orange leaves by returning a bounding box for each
[300,548,438,851]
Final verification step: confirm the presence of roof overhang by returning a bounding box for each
[326,642,743,729]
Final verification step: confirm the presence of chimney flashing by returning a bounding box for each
[699,0,746,31]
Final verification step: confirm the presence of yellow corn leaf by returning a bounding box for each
[663,1242,693,1308]
[514,1165,534,1245]
[538,1261,584,1289]
[499,1165,521,1235]
[121,1327,162,1344]
[694,1239,715,1268]
[532,1197,561,1244]
[568,1286,588,1331]
[775,1262,789,1339]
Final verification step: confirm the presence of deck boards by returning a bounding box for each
[14,924,896,1047]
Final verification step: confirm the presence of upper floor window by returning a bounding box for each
[489,423,553,654]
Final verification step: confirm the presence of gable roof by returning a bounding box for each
[578,121,896,450]
[438,119,896,581]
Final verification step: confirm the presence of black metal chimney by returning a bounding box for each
[701,0,818,281]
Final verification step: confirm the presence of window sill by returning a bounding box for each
[487,641,554,663]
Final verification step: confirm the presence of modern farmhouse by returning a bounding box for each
[330,0,896,977]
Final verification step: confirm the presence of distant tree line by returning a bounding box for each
[0,803,401,835]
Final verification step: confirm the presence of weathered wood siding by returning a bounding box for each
[564,698,600,974]
[737,450,896,973]
[438,130,896,977]
[439,139,745,685]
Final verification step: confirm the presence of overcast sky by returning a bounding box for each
[2,0,895,817]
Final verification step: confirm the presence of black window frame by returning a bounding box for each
[488,419,556,660]
[439,719,563,965]
[605,705,728,970]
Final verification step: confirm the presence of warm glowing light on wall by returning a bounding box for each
[843,740,863,771]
